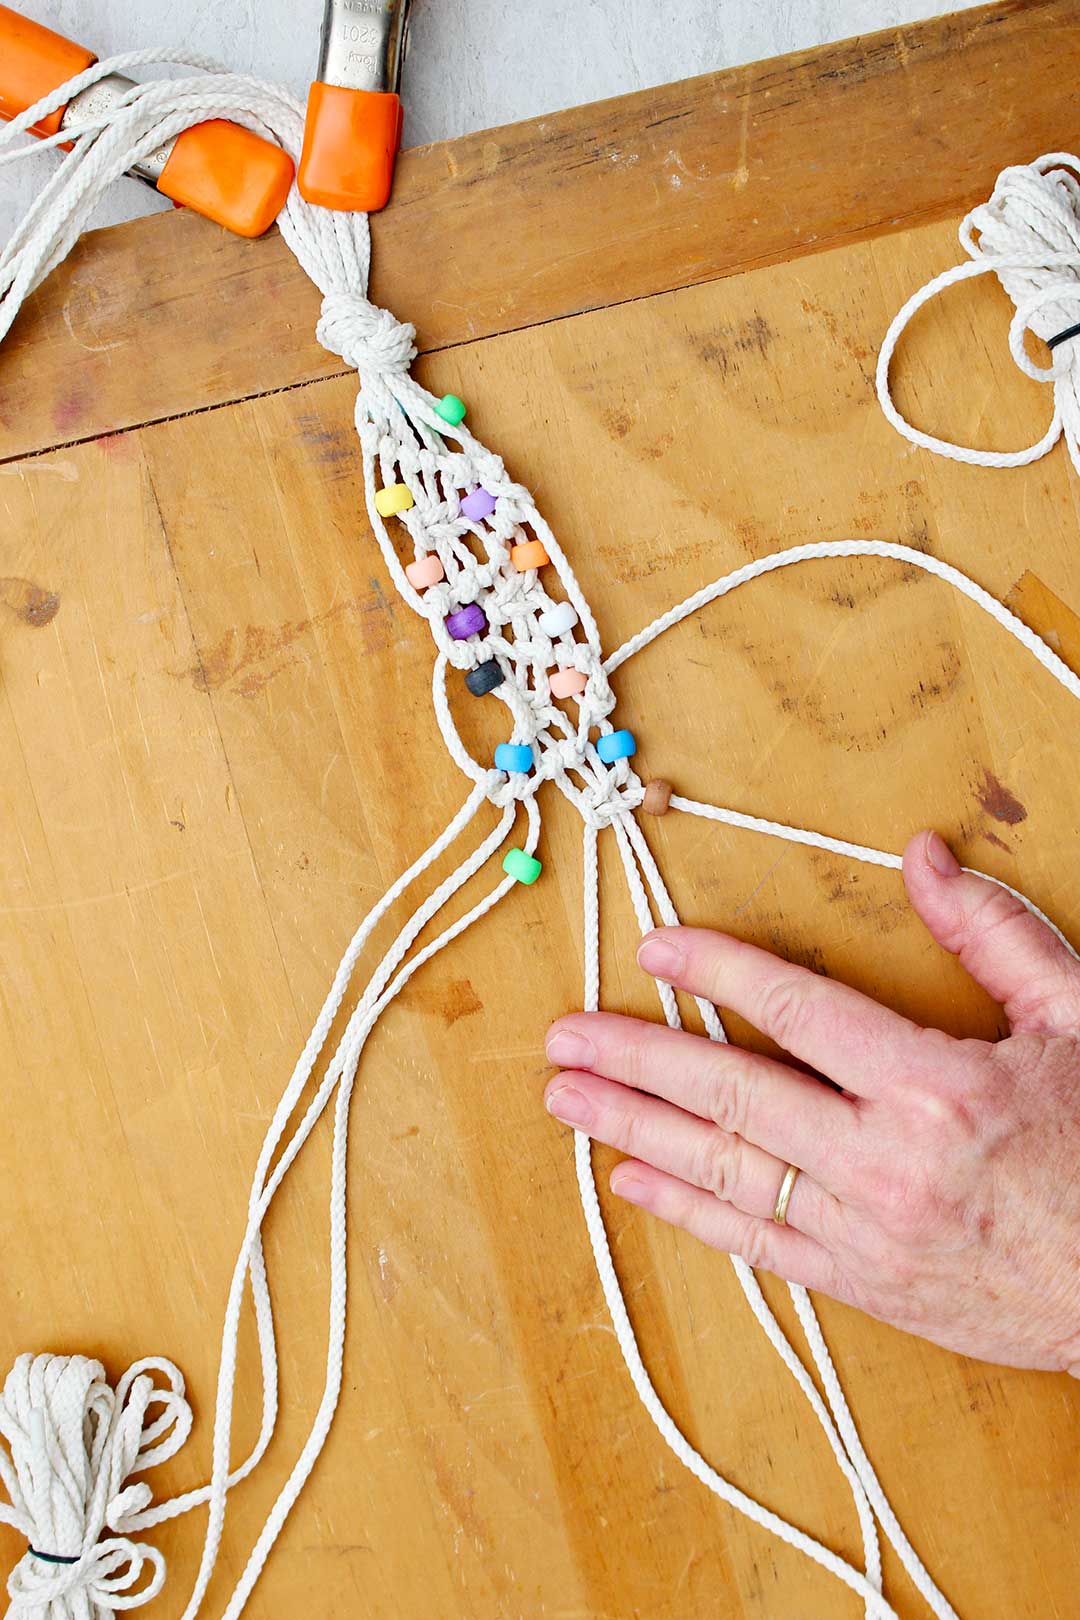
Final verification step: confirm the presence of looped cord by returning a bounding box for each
[1,59,1072,1620]
[877,152,1080,469]
[0,1354,192,1615]
[316,292,416,378]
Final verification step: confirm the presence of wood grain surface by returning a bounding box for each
[2,5,1079,1618]
[5,0,1080,462]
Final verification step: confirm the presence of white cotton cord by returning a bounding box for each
[875,153,1080,470]
[0,56,313,347]
[583,820,600,1012]
[620,811,725,1042]
[671,792,906,872]
[202,815,529,1620]
[574,821,902,1620]
[787,1284,961,1620]
[4,48,1076,1620]
[608,537,1080,699]
[0,1355,191,1615]
[617,817,902,1620]
[168,793,522,1620]
[573,1127,908,1616]
[669,794,1079,967]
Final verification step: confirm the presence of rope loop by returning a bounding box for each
[877,151,1080,470]
[0,1353,192,1616]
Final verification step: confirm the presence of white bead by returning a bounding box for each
[538,601,578,638]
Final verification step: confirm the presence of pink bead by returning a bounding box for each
[550,668,588,698]
[405,554,445,590]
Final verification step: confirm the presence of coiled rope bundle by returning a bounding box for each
[0,1355,192,1612]
[1,56,1076,1620]
[878,151,1080,470]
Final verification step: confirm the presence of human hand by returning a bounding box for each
[544,831,1080,1374]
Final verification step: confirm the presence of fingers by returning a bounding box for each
[635,927,929,1096]
[608,1160,851,1298]
[543,1066,842,1237]
[902,830,1080,1035]
[545,1012,862,1194]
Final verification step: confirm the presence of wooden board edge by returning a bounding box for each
[3,0,1076,461]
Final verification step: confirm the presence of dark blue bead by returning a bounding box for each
[465,659,505,697]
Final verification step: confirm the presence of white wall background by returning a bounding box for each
[1,1,982,240]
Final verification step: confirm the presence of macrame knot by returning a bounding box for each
[581,769,644,828]
[317,293,416,379]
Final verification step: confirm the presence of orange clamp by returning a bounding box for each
[298,83,403,213]
[0,4,295,237]
[0,3,96,135]
[158,120,295,238]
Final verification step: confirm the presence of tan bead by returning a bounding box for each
[642,779,672,816]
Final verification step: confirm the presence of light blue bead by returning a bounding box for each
[597,729,636,763]
[495,742,533,773]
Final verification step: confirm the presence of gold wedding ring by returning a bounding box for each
[772,1164,800,1226]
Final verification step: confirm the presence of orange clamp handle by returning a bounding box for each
[0,4,295,237]
[0,3,96,135]
[157,121,295,238]
[298,82,403,213]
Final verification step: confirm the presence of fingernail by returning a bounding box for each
[611,1171,649,1204]
[545,1084,592,1128]
[545,1027,595,1068]
[925,830,960,877]
[637,935,684,980]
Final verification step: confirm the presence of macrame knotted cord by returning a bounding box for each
[2,58,1077,1620]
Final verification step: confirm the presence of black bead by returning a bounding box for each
[465,659,505,697]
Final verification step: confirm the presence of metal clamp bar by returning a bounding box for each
[316,0,410,95]
[62,74,174,182]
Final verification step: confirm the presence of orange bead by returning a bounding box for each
[510,540,549,572]
[550,668,588,699]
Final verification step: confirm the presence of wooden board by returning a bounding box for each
[2,5,1079,1617]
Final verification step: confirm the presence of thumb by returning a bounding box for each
[902,829,1080,1035]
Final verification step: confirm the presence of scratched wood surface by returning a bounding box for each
[5,0,1080,463]
[2,5,1080,1619]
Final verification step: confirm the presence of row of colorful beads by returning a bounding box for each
[373,393,670,882]
[375,402,588,712]
[489,730,639,775]
[490,730,637,776]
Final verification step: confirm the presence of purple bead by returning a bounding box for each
[461,486,497,521]
[446,602,488,640]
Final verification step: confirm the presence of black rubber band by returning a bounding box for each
[1047,319,1080,350]
[28,1547,80,1565]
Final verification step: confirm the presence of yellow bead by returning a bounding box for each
[375,483,414,518]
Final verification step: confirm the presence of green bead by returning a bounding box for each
[435,393,467,426]
[503,847,542,885]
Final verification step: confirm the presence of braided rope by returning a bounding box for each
[1,55,1074,1620]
